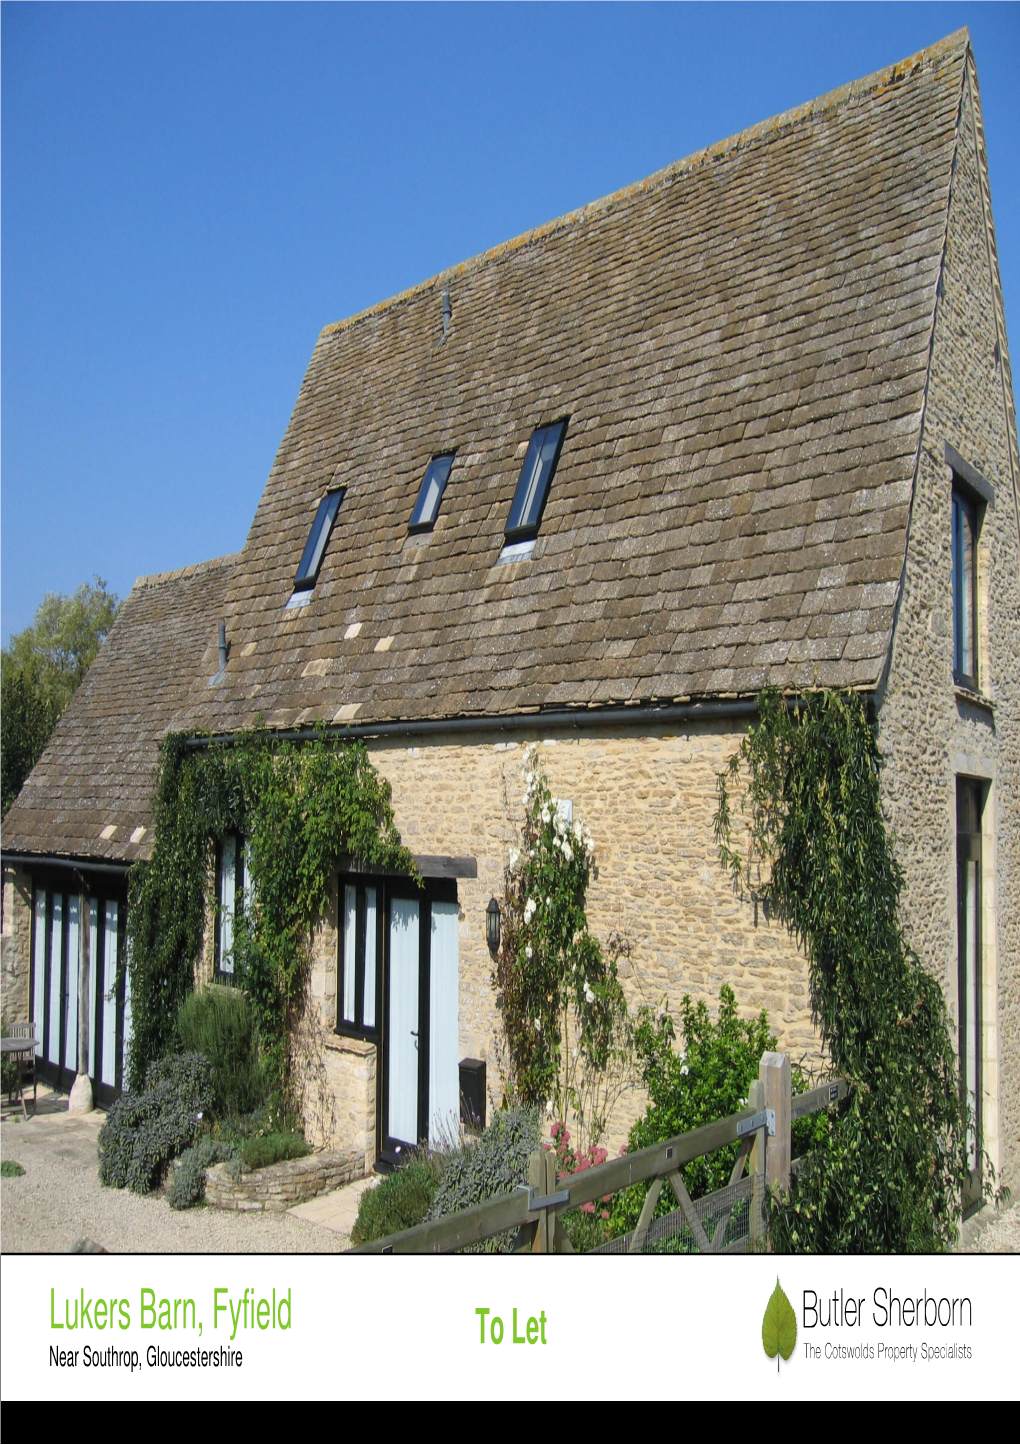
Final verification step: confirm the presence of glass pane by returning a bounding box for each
[965,860,979,1171]
[409,455,454,530]
[219,837,236,974]
[363,887,377,1029]
[429,902,460,1147]
[506,421,565,537]
[33,890,46,1058]
[294,491,343,590]
[65,894,79,1074]
[102,901,119,1089]
[343,885,357,1024]
[48,894,63,1068]
[952,491,977,682]
[88,898,99,1081]
[388,898,420,1146]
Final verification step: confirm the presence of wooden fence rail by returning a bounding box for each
[348,1054,849,1255]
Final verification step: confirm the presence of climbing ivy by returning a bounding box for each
[714,688,998,1251]
[127,726,415,1100]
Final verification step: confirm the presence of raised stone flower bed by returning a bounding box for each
[204,1148,365,1212]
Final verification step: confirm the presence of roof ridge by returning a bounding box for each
[132,552,239,590]
[322,28,969,341]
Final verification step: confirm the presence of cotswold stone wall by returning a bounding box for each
[302,719,826,1155]
[204,1148,363,1211]
[0,865,32,1025]
[876,66,1020,1189]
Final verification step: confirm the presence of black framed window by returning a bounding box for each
[504,419,568,543]
[294,489,345,592]
[408,454,455,534]
[215,835,249,977]
[956,777,984,1206]
[338,879,381,1036]
[951,485,979,689]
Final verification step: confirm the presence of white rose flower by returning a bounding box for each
[525,945,533,959]
[534,1017,541,1032]
[584,986,596,1005]
[680,1064,690,1076]
[523,898,536,924]
[562,842,573,863]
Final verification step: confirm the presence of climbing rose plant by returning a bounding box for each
[493,745,632,1154]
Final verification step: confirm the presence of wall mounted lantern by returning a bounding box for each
[485,897,501,953]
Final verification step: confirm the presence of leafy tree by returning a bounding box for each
[1,577,119,814]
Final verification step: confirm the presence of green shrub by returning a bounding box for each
[167,1138,238,1210]
[350,1157,443,1245]
[427,1107,541,1253]
[98,1053,213,1194]
[176,985,267,1119]
[1,1160,26,1178]
[236,1131,310,1172]
[609,986,822,1238]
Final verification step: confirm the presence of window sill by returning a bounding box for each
[328,1032,377,1056]
[954,684,994,714]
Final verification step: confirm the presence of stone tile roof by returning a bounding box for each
[173,31,970,735]
[2,556,236,863]
[1,32,977,868]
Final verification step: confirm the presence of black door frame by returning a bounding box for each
[30,869,128,1101]
[956,777,984,1214]
[337,873,457,1171]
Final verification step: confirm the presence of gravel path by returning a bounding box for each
[955,1196,1020,1254]
[1,1105,349,1254]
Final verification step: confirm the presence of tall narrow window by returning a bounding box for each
[294,489,344,593]
[505,419,568,543]
[216,835,249,977]
[952,486,979,688]
[339,880,380,1036]
[956,778,983,1205]
[409,454,454,534]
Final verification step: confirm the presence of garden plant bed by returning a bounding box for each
[205,1148,365,1212]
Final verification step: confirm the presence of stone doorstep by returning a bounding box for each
[204,1148,365,1213]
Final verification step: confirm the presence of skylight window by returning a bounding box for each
[505,420,567,543]
[294,489,344,592]
[408,454,454,534]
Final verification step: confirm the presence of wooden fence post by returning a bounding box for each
[529,1148,548,1254]
[760,1051,791,1196]
[747,1078,766,1249]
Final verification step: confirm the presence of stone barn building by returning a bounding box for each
[3,31,1018,1193]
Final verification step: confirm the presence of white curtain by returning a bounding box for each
[342,885,357,1024]
[88,898,99,1081]
[32,890,46,1057]
[429,903,460,1147]
[64,895,79,1073]
[47,895,63,1068]
[363,887,377,1029]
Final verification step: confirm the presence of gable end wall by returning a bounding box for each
[877,61,1020,1191]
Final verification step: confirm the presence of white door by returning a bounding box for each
[386,897,420,1149]
[429,902,460,1148]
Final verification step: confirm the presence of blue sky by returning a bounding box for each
[3,2,1018,642]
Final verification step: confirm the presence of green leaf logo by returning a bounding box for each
[762,1277,796,1370]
